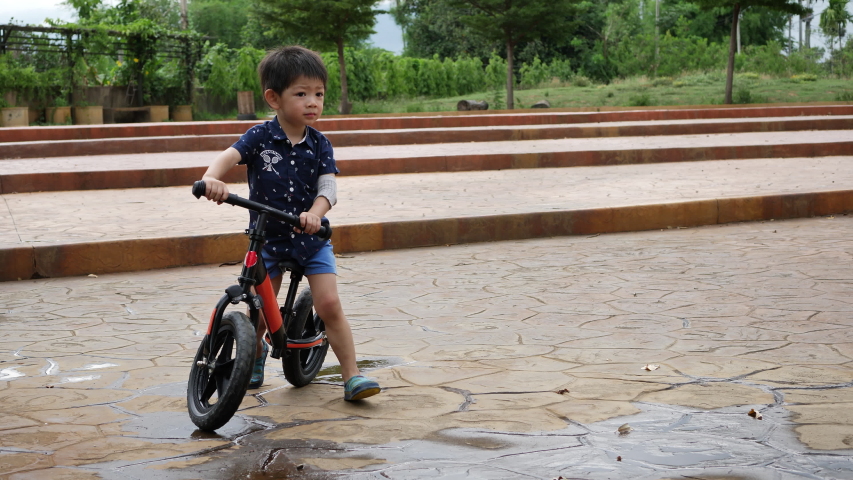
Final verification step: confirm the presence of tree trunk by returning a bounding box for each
[799,1,803,50]
[725,3,740,104]
[736,8,742,54]
[788,15,792,54]
[805,13,812,48]
[337,39,352,115]
[180,0,187,29]
[505,38,514,110]
[655,0,660,71]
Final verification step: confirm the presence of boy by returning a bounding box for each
[199,46,380,401]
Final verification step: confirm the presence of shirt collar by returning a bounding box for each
[270,116,315,148]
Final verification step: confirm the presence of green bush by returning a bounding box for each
[572,75,591,87]
[484,52,508,90]
[835,90,853,101]
[733,88,768,104]
[628,92,654,106]
[611,32,727,79]
[790,73,818,82]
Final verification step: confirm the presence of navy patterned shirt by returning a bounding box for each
[231,116,339,264]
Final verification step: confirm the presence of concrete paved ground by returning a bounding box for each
[1,215,852,479]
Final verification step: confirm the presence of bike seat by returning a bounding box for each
[277,259,304,276]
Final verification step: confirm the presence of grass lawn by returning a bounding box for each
[344,71,853,115]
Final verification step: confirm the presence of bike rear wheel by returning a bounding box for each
[283,287,329,387]
[187,311,255,431]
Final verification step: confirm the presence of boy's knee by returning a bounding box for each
[313,294,342,319]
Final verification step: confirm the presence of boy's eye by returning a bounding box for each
[316,92,324,98]
[296,92,306,97]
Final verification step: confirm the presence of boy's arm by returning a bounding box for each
[201,147,242,204]
[299,195,331,235]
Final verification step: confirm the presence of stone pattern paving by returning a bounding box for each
[2,156,851,249]
[0,215,852,479]
[1,128,850,174]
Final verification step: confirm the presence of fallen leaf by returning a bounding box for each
[617,423,633,435]
[88,274,98,278]
[616,456,622,461]
[642,364,660,371]
[556,388,570,395]
[748,409,763,420]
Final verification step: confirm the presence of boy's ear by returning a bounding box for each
[263,89,281,110]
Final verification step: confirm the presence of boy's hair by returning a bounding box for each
[258,45,328,94]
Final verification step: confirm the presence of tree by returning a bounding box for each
[820,0,852,72]
[694,0,809,104]
[390,0,499,59]
[252,0,382,114]
[188,0,250,48]
[445,0,582,110]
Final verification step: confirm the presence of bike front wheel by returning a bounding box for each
[187,311,255,431]
[283,287,329,387]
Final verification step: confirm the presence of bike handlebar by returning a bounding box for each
[192,180,332,241]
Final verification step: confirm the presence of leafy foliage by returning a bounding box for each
[251,0,382,112]
[445,0,583,108]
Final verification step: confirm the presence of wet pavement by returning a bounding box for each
[2,215,852,479]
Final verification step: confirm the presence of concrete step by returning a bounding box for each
[3,155,852,281]
[2,130,851,193]
[3,103,852,144]
[4,113,853,160]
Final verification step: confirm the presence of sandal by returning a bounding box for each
[344,375,381,401]
[248,341,268,389]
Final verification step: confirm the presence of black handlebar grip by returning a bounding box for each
[316,224,333,242]
[192,180,206,199]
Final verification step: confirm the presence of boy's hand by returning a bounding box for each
[297,211,321,235]
[203,178,230,204]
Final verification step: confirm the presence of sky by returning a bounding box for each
[3,0,847,55]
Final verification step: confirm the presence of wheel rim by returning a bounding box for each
[297,312,326,371]
[193,325,237,411]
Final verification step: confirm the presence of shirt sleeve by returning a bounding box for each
[231,124,265,165]
[317,135,340,175]
[316,173,337,206]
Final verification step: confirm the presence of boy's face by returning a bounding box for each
[266,75,325,134]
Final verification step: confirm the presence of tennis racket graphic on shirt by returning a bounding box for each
[261,150,283,174]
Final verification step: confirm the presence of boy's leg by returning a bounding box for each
[306,273,360,381]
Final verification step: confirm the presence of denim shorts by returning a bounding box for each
[262,242,337,279]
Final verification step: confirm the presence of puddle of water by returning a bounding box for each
[315,357,404,382]
[122,411,259,441]
[0,368,24,380]
[78,363,119,371]
[259,402,853,480]
[61,374,101,383]
[44,358,59,375]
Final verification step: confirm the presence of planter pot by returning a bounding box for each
[2,91,17,107]
[171,105,193,122]
[1,107,29,127]
[148,105,169,122]
[236,91,256,120]
[73,106,104,125]
[46,106,72,124]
